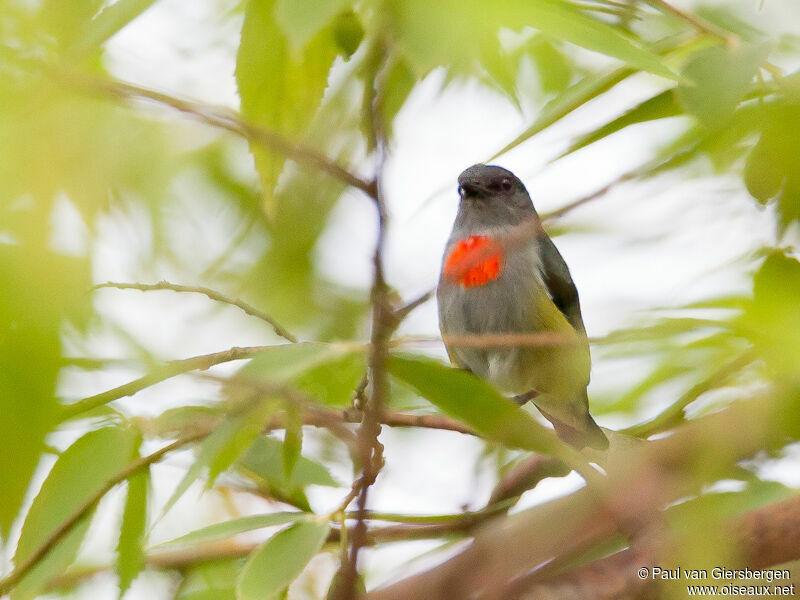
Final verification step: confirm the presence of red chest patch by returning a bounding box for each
[443,235,504,288]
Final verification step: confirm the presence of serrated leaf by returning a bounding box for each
[12,426,137,600]
[117,459,148,597]
[236,0,337,216]
[161,512,310,547]
[274,0,352,52]
[387,354,559,454]
[236,521,330,600]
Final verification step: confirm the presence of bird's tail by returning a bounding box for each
[536,399,609,451]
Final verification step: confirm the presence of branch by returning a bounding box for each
[50,68,377,198]
[622,350,758,438]
[58,345,274,421]
[337,39,392,600]
[515,494,800,600]
[367,392,800,600]
[0,431,209,596]
[93,281,297,342]
[488,454,570,506]
[644,0,736,46]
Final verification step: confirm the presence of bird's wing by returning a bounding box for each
[539,234,587,336]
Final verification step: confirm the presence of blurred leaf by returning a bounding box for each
[743,101,800,228]
[236,520,330,600]
[282,405,302,478]
[12,426,137,600]
[0,245,88,536]
[333,11,365,59]
[177,559,243,600]
[238,436,339,511]
[667,480,798,528]
[291,351,366,407]
[236,0,337,216]
[116,442,148,598]
[274,0,352,52]
[388,354,559,454]
[41,0,104,48]
[239,342,365,406]
[161,512,310,547]
[67,0,159,59]
[676,43,770,129]
[492,66,631,159]
[160,411,266,521]
[388,0,675,81]
[527,36,573,96]
[560,89,681,157]
[326,570,366,599]
[740,252,800,377]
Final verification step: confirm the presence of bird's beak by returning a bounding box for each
[459,180,485,197]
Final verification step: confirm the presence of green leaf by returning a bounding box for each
[387,354,559,454]
[67,0,159,59]
[274,0,352,52]
[236,0,337,216]
[491,66,631,159]
[160,513,310,547]
[291,350,366,406]
[116,456,149,597]
[741,252,800,376]
[238,436,339,511]
[560,89,681,158]
[12,426,137,600]
[239,342,365,407]
[177,559,242,600]
[520,1,677,81]
[159,413,265,521]
[676,44,771,129]
[0,246,89,536]
[282,406,302,478]
[388,0,675,82]
[236,521,330,600]
[332,11,365,59]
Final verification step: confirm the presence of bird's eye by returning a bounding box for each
[501,179,512,191]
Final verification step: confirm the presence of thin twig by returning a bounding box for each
[50,68,377,197]
[0,431,208,596]
[621,350,758,438]
[93,280,297,342]
[339,39,392,600]
[58,345,274,421]
[644,0,736,47]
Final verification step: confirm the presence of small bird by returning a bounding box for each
[437,164,608,450]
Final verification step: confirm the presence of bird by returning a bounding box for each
[437,164,608,450]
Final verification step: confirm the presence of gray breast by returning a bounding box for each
[437,238,547,391]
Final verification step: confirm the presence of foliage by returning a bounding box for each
[0,0,798,599]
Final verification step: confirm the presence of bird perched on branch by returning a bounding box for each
[437,164,608,450]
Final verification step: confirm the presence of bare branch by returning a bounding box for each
[93,280,297,342]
